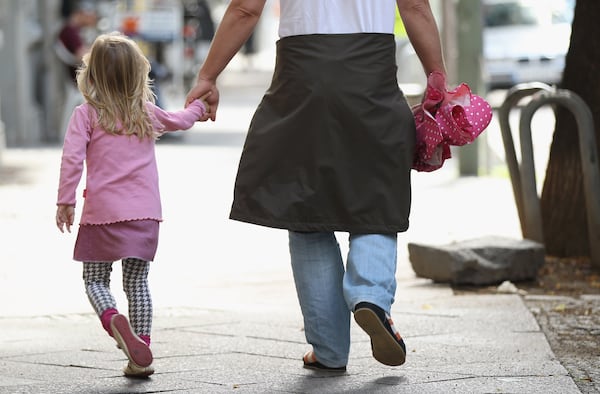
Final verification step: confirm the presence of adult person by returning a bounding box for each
[186,0,446,371]
[56,0,98,139]
[57,0,97,85]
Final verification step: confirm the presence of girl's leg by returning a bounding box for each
[122,258,152,345]
[288,231,350,368]
[83,262,119,335]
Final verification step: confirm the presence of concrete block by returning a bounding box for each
[408,236,545,285]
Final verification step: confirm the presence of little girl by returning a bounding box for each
[55,32,207,377]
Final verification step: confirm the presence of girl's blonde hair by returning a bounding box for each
[77,32,157,139]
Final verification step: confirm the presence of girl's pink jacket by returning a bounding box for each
[57,100,205,225]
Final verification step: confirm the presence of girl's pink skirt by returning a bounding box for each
[74,220,159,262]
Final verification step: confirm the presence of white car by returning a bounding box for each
[483,0,574,89]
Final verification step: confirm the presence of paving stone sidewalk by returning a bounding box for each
[0,282,582,394]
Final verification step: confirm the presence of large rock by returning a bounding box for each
[408,236,545,285]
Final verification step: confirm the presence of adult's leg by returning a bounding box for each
[288,231,350,368]
[343,233,406,366]
[343,233,398,313]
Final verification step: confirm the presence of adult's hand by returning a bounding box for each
[186,77,219,121]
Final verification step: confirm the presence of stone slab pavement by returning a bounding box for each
[0,292,580,394]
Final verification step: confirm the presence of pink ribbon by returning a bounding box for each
[412,71,493,172]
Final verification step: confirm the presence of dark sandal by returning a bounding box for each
[303,351,346,372]
[354,302,406,366]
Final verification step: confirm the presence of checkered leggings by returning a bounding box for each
[82,258,152,336]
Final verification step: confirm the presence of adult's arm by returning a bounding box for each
[185,0,266,121]
[396,0,446,76]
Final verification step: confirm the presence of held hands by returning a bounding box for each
[186,77,219,122]
[56,205,75,233]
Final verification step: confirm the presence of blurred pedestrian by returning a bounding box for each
[182,0,216,86]
[186,0,446,371]
[148,43,170,109]
[56,32,207,377]
[57,0,97,84]
[56,0,98,140]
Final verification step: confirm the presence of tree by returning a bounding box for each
[540,0,600,259]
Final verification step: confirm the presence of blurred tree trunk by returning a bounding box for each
[541,0,600,257]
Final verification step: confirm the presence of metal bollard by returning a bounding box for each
[499,85,600,266]
[519,90,600,266]
[498,82,554,240]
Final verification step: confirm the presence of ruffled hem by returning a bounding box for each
[79,217,163,226]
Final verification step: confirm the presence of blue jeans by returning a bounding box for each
[288,231,398,367]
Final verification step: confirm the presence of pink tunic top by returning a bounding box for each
[57,100,205,225]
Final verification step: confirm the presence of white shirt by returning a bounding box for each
[278,0,397,38]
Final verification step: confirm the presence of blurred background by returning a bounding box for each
[0,0,575,151]
[0,0,281,149]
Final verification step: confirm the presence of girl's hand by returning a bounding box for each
[56,205,75,233]
[198,92,212,120]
